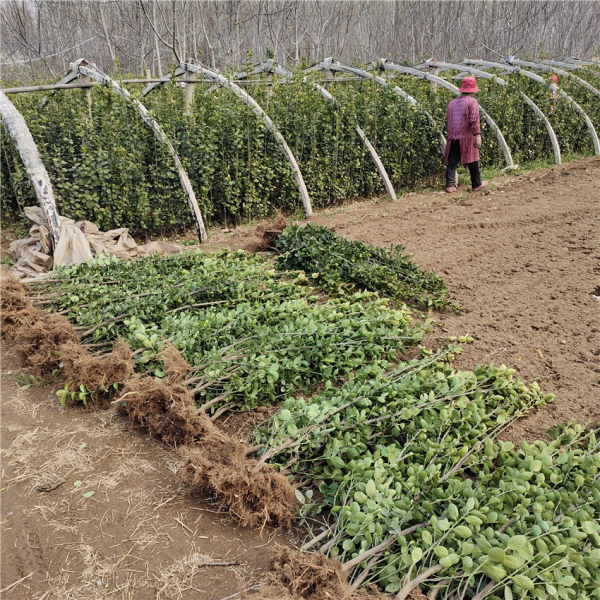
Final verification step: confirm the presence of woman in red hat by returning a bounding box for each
[444,76,488,193]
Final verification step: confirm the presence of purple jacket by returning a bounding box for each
[444,96,481,164]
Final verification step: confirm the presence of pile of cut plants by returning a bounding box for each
[275,224,457,311]
[3,231,599,600]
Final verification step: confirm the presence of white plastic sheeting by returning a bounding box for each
[8,207,181,279]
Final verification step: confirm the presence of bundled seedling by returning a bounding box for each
[40,250,429,413]
[256,348,600,598]
[275,224,455,311]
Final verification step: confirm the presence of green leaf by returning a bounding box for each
[455,526,472,539]
[365,479,377,498]
[436,518,450,531]
[513,574,535,591]
[448,503,459,520]
[411,547,423,563]
[83,490,95,498]
[581,521,599,535]
[481,562,506,582]
[488,548,506,563]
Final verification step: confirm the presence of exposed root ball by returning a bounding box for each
[15,312,79,378]
[62,337,134,392]
[246,211,288,252]
[119,376,213,445]
[0,276,40,341]
[248,546,383,600]
[180,444,297,529]
[160,341,193,383]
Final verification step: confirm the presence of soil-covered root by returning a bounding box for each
[246,210,288,252]
[247,546,382,600]
[180,441,297,529]
[118,375,214,445]
[61,337,134,393]
[0,276,41,341]
[160,341,193,383]
[15,311,80,378]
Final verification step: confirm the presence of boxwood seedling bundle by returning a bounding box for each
[36,245,599,599]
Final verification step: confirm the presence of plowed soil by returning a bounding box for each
[2,156,599,598]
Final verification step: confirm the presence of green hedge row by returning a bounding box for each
[1,66,598,234]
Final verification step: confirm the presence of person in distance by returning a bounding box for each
[444,76,489,193]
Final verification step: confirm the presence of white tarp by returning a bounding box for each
[8,207,181,279]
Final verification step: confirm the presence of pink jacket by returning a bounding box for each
[444,96,481,164]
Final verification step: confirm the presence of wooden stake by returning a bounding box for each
[81,73,93,123]
[184,69,196,115]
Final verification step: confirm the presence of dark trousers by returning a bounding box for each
[446,139,482,188]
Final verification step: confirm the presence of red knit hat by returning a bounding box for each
[459,76,479,93]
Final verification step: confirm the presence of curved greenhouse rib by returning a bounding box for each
[233,59,397,201]
[144,61,313,217]
[379,59,516,169]
[308,57,447,155]
[140,66,187,97]
[425,60,561,165]
[508,58,600,100]
[43,59,207,242]
[464,58,600,156]
[0,91,61,247]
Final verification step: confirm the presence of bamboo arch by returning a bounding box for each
[0,91,62,246]
[464,58,600,155]
[142,60,313,217]
[378,59,516,170]
[423,59,561,165]
[226,59,397,201]
[515,58,600,99]
[307,57,448,156]
[41,59,208,241]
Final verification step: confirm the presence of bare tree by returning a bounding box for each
[1,1,599,82]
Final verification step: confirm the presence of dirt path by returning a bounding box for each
[0,350,293,599]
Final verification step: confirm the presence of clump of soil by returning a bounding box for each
[246,210,288,252]
[61,337,134,393]
[120,371,298,528]
[119,375,212,445]
[0,276,43,341]
[15,311,79,378]
[1,275,79,376]
[180,441,297,529]
[247,546,383,600]
[160,341,193,383]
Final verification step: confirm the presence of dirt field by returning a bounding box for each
[308,157,600,442]
[2,156,599,597]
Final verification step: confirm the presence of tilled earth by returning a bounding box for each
[305,156,600,442]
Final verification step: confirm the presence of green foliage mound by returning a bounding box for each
[275,224,455,310]
[257,356,599,598]
[3,65,598,233]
